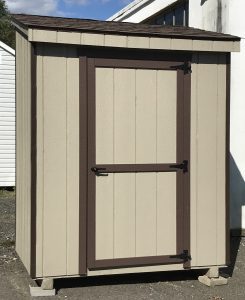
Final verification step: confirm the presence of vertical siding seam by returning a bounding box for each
[215,55,219,265]
[41,52,45,277]
[134,69,137,257]
[65,51,68,275]
[113,69,115,259]
[196,55,199,264]
[155,71,158,256]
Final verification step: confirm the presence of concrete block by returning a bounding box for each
[29,286,56,297]
[206,267,219,278]
[41,278,54,290]
[198,275,228,287]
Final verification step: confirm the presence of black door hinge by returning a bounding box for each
[170,250,192,262]
[171,61,192,74]
[169,160,188,173]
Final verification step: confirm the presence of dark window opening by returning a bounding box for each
[145,0,189,27]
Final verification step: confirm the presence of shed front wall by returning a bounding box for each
[34,45,227,277]
[15,32,31,273]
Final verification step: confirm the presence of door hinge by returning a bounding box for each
[169,160,188,173]
[171,61,192,74]
[170,250,192,262]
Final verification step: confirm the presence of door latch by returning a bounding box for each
[169,160,188,173]
[91,167,108,176]
[170,250,191,262]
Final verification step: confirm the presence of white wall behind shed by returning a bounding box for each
[0,42,15,187]
[189,0,245,230]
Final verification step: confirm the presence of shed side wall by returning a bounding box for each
[15,32,31,273]
[191,53,227,267]
[35,44,79,277]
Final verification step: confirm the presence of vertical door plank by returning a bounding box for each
[135,70,157,164]
[136,173,157,257]
[114,173,136,258]
[157,70,177,163]
[114,69,136,164]
[96,68,114,164]
[156,173,177,255]
[96,175,114,260]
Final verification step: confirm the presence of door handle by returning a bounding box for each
[169,160,188,173]
[91,167,108,176]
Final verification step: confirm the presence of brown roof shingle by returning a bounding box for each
[12,13,240,41]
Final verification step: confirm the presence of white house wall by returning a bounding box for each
[0,43,15,187]
[189,0,245,231]
[110,0,245,231]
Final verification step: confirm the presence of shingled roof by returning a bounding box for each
[12,14,240,41]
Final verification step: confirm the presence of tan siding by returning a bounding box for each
[36,49,44,277]
[156,173,176,255]
[135,69,156,164]
[29,29,239,52]
[156,71,177,163]
[36,45,80,277]
[190,53,227,267]
[95,67,178,260]
[66,52,80,275]
[114,68,135,164]
[15,32,31,273]
[114,173,136,258]
[216,55,227,265]
[96,175,114,260]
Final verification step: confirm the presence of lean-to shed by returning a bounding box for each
[12,14,240,287]
[0,41,15,187]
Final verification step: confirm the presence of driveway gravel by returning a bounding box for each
[0,190,244,300]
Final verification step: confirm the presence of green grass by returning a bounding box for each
[0,188,15,199]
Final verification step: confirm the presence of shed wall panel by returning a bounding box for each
[15,32,31,273]
[190,53,227,267]
[36,45,80,277]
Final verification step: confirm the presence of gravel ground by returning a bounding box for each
[0,189,245,300]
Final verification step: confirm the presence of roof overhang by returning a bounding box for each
[11,14,241,53]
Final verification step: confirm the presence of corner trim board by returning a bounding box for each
[30,43,37,278]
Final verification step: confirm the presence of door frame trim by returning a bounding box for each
[80,55,191,272]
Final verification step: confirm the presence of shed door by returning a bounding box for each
[87,58,191,270]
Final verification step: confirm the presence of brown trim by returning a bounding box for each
[79,47,192,63]
[87,56,191,270]
[176,69,184,261]
[226,53,231,266]
[92,164,185,173]
[87,58,96,269]
[93,58,186,70]
[89,255,184,270]
[182,62,191,268]
[30,43,37,279]
[79,57,88,275]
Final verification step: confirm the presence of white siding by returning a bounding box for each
[0,43,15,186]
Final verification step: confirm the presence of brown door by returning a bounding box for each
[87,58,191,270]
